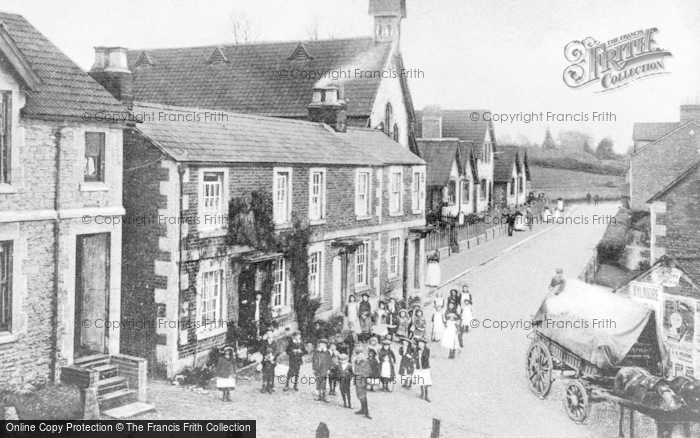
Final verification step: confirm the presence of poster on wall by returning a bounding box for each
[629,281,662,313]
[662,294,696,377]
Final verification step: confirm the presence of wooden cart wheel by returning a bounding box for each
[564,380,590,423]
[526,341,553,398]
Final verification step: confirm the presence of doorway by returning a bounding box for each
[74,233,110,358]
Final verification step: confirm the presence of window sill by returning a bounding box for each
[271,306,292,317]
[274,222,292,230]
[0,331,18,345]
[196,327,227,341]
[412,209,423,215]
[80,182,109,192]
[199,228,227,238]
[354,285,370,293]
[355,215,372,221]
[309,219,326,226]
[387,274,400,282]
[389,211,404,217]
[0,183,18,194]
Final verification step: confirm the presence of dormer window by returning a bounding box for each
[134,51,155,68]
[289,42,314,61]
[384,103,393,136]
[207,47,229,65]
[0,91,11,184]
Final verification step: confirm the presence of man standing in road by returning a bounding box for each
[549,268,566,295]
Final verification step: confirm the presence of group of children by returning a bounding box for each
[214,285,475,419]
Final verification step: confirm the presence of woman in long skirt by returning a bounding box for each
[431,291,446,342]
[425,251,441,287]
[441,305,461,359]
[345,295,360,341]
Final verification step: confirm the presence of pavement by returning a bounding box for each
[137,202,664,437]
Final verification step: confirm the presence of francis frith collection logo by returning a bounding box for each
[563,28,672,92]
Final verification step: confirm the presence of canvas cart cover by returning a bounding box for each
[533,279,653,369]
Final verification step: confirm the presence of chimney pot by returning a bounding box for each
[91,47,109,72]
[105,47,130,73]
[308,85,347,133]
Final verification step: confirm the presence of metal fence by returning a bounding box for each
[425,200,549,255]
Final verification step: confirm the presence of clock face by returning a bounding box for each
[670,312,683,329]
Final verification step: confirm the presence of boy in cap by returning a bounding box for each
[312,338,333,402]
[261,347,277,394]
[284,332,305,392]
[334,353,354,409]
[353,346,372,419]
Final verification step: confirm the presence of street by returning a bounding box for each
[140,202,657,437]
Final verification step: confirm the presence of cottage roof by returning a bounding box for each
[132,102,423,166]
[632,122,678,142]
[416,139,461,187]
[415,109,495,147]
[126,37,397,119]
[0,11,127,119]
[647,160,700,203]
[493,145,529,182]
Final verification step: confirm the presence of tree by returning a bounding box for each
[557,130,592,154]
[596,137,616,159]
[583,140,594,155]
[515,134,532,147]
[306,12,320,40]
[542,128,556,150]
[230,12,258,44]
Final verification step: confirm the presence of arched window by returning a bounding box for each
[384,103,393,136]
[393,124,399,142]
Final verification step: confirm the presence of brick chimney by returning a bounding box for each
[308,85,347,133]
[369,0,406,44]
[680,103,700,125]
[421,105,442,139]
[89,47,133,107]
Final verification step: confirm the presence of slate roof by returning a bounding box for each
[415,110,494,146]
[133,102,423,166]
[127,37,394,119]
[632,122,678,142]
[416,139,461,187]
[0,11,128,119]
[493,148,517,182]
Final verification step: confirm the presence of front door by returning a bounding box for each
[75,233,110,358]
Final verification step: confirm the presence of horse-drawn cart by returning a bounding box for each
[526,280,700,437]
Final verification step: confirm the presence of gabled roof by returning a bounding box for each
[127,37,395,118]
[132,102,423,166]
[632,121,700,155]
[415,109,496,148]
[416,139,465,187]
[458,141,478,180]
[632,122,678,142]
[494,145,529,182]
[0,11,128,120]
[614,256,700,295]
[647,160,700,203]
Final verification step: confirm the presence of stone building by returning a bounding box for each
[113,95,425,376]
[0,12,128,384]
[493,146,529,208]
[415,107,496,212]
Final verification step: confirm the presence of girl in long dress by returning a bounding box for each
[431,291,446,342]
[441,304,461,359]
[425,251,441,287]
[378,339,396,392]
[398,338,415,388]
[372,301,389,337]
[345,295,360,341]
[395,309,411,340]
[412,337,432,402]
[410,308,427,340]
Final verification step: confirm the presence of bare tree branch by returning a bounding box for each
[306,12,320,41]
[230,12,258,44]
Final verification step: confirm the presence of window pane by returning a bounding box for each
[0,241,12,331]
[85,132,105,182]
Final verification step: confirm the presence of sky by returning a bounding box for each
[3,0,699,153]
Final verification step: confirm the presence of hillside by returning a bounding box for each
[529,166,624,201]
[526,147,628,176]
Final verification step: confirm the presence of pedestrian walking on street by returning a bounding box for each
[215,346,236,402]
[396,309,411,340]
[312,339,332,402]
[425,250,441,287]
[442,304,461,359]
[586,192,591,205]
[334,353,354,409]
[447,288,461,312]
[413,337,432,402]
[353,346,373,419]
[345,295,360,342]
[378,339,396,392]
[398,338,415,388]
[506,212,515,236]
[526,203,533,230]
[410,308,427,340]
[261,348,277,394]
[284,332,304,392]
[594,194,600,205]
[431,291,446,342]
